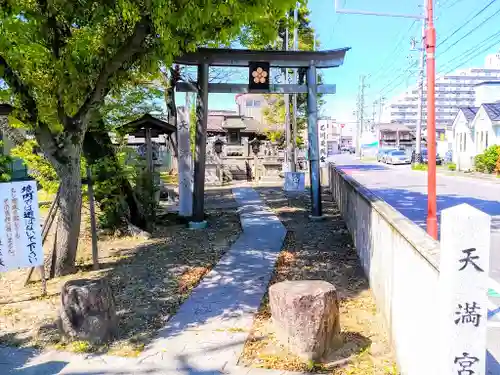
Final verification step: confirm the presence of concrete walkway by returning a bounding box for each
[0,187,291,375]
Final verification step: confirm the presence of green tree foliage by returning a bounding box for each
[0,0,295,276]
[0,141,12,182]
[248,1,324,148]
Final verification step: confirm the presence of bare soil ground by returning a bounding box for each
[238,187,398,374]
[0,187,241,357]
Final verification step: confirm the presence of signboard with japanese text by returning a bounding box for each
[318,121,327,167]
[0,181,43,272]
[284,172,305,192]
[439,203,490,375]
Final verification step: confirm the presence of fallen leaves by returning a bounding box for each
[0,189,242,357]
[239,188,398,374]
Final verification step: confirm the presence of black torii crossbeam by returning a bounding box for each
[173,47,350,225]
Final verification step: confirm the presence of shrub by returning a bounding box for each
[448,162,457,171]
[474,153,486,173]
[475,145,500,174]
[495,152,500,176]
[412,163,428,171]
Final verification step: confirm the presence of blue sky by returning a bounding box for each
[180,0,500,123]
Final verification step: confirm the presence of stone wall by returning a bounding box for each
[328,164,441,375]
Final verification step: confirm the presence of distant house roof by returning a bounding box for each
[482,103,500,121]
[459,106,479,123]
[207,114,278,134]
[474,81,500,87]
[376,123,412,132]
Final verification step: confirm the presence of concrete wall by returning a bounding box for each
[328,165,441,375]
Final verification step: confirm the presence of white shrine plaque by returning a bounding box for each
[439,203,491,375]
[0,180,43,272]
[284,172,305,192]
[318,122,327,167]
[177,105,193,217]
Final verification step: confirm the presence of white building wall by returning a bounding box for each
[474,83,500,106]
[473,108,497,153]
[235,93,268,124]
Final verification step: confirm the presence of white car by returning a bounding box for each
[386,150,410,165]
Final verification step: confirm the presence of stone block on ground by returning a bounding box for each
[58,278,117,344]
[269,280,341,361]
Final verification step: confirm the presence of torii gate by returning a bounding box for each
[173,47,350,227]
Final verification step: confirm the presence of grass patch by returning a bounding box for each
[0,189,241,356]
[238,188,397,374]
[411,163,427,171]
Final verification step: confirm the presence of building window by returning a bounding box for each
[245,99,261,108]
[486,131,489,149]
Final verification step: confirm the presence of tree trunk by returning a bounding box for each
[59,278,117,344]
[83,127,146,229]
[53,156,83,277]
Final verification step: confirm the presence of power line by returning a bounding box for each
[437,0,497,48]
[368,20,418,82]
[443,32,500,74]
[441,0,466,9]
[437,4,500,57]
[438,29,500,73]
[377,60,419,97]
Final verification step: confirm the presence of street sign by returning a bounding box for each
[0,180,43,272]
[284,172,305,191]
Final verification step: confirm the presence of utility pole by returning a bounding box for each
[284,11,292,172]
[378,96,385,123]
[415,2,426,165]
[291,3,299,172]
[356,75,367,157]
[425,0,437,239]
[333,0,437,238]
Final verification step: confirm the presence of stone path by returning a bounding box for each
[0,187,295,375]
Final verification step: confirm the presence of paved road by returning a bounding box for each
[330,154,500,372]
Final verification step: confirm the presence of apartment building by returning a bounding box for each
[381,53,500,133]
[235,93,268,125]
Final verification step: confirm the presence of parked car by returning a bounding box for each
[421,149,443,165]
[341,146,355,154]
[386,150,411,165]
[376,148,397,163]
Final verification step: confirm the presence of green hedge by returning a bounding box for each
[474,145,500,174]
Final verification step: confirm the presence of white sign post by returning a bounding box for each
[439,203,491,375]
[0,180,44,272]
[177,105,193,217]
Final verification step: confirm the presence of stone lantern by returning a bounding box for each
[213,138,225,184]
[249,138,261,155]
[213,138,225,156]
[249,138,262,181]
